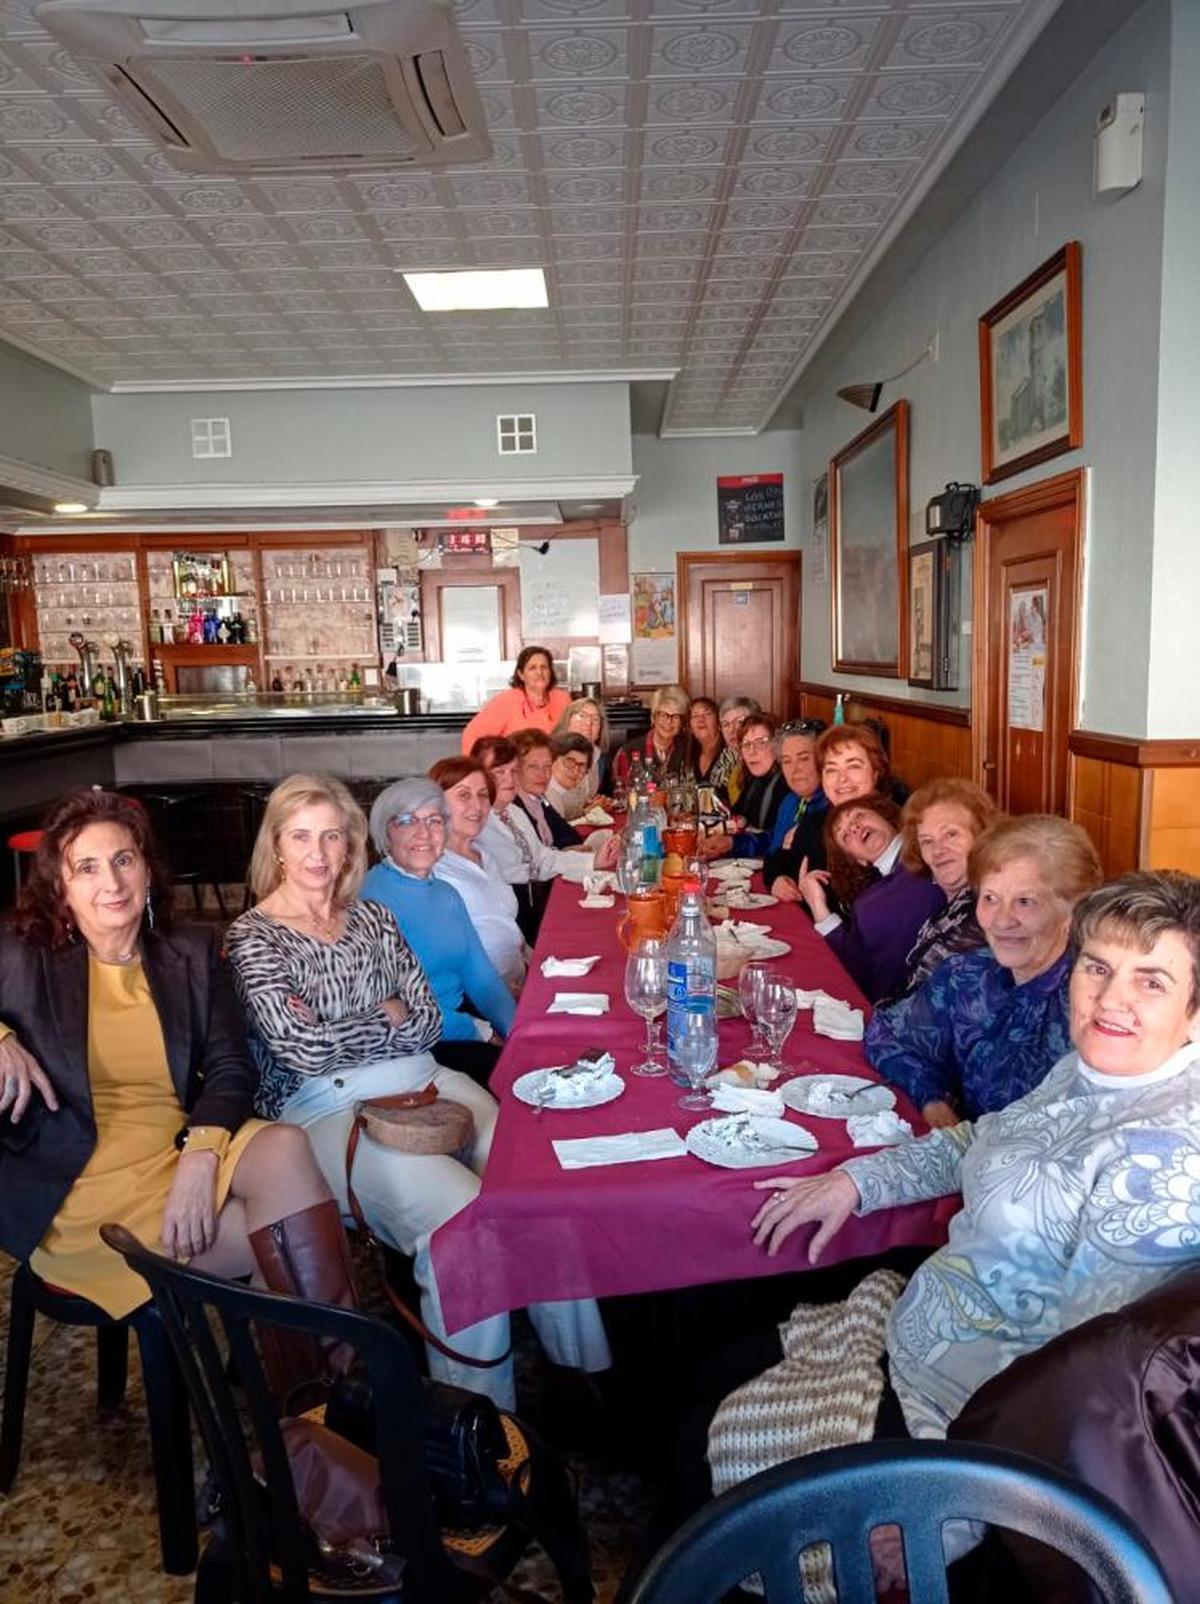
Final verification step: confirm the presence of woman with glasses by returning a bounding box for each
[545,731,598,821]
[701,713,787,860]
[361,777,515,1087]
[612,684,692,790]
[228,773,610,1405]
[552,696,611,803]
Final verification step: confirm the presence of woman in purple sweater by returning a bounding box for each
[793,794,944,1002]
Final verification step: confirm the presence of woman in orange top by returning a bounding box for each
[460,646,571,753]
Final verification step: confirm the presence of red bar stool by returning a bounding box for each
[7,830,43,894]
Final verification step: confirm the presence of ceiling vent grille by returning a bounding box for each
[34,0,492,172]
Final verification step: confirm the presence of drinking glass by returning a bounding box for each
[624,938,667,1078]
[737,958,772,1057]
[616,832,643,898]
[675,1008,718,1110]
[758,979,799,1076]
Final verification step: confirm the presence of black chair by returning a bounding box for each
[627,1440,1174,1604]
[100,1225,594,1603]
[0,1260,197,1575]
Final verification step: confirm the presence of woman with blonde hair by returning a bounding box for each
[227,773,610,1405]
[866,814,1102,1125]
[612,683,692,789]
[552,696,611,808]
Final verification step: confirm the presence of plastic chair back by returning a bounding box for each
[629,1439,1175,1604]
[101,1224,453,1603]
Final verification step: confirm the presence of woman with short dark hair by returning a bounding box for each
[459,645,570,752]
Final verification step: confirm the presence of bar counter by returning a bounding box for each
[0,700,650,903]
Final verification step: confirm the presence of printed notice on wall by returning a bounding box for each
[810,473,829,586]
[1007,585,1048,732]
[598,593,632,644]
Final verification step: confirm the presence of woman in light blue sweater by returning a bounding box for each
[362,777,515,1086]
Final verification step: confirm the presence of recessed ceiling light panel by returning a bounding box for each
[402,268,548,311]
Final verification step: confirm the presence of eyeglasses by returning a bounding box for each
[389,812,446,833]
[741,736,774,754]
[778,719,827,737]
[655,710,684,724]
[559,756,590,774]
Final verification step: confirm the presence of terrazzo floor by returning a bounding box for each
[0,1250,660,1604]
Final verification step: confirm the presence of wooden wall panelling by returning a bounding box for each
[1069,753,1143,877]
[796,681,972,791]
[1144,767,1200,874]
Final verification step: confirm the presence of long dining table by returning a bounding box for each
[429,872,960,1335]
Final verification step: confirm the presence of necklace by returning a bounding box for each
[274,901,342,939]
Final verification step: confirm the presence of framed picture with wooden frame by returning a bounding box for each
[907,536,961,691]
[829,399,909,677]
[979,241,1082,484]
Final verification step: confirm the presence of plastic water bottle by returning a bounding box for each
[666,880,718,1086]
[628,783,666,889]
[833,692,846,725]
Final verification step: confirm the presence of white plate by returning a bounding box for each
[781,1074,896,1119]
[708,859,762,879]
[512,1068,625,1111]
[687,1114,818,1168]
[716,890,779,909]
[718,936,791,962]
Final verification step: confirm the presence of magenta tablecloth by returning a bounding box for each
[430,878,958,1333]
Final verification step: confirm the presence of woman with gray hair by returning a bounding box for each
[612,683,693,789]
[228,773,610,1407]
[361,777,515,1087]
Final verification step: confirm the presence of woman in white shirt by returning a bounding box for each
[469,734,617,943]
[428,756,527,992]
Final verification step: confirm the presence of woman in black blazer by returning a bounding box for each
[0,788,356,1363]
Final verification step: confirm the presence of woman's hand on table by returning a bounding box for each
[921,1099,960,1129]
[0,1033,59,1122]
[794,857,832,921]
[751,1169,860,1261]
[380,997,410,1029]
[771,875,803,903]
[161,1150,220,1260]
[592,834,620,871]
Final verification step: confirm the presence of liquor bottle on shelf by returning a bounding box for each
[101,671,118,722]
[244,613,258,644]
[149,608,162,644]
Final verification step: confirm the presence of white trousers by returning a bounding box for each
[279,1055,611,1408]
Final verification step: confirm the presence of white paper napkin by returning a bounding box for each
[710,1082,786,1117]
[714,919,773,947]
[578,893,616,909]
[547,991,610,1015]
[574,805,615,828]
[540,955,602,977]
[793,987,834,1010]
[847,1109,913,1147]
[553,1128,688,1169]
[813,998,865,1040]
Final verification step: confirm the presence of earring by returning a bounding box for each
[275,854,287,881]
[145,894,155,931]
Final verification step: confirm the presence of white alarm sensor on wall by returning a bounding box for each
[1094,92,1145,197]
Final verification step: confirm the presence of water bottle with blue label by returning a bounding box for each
[666,880,718,1086]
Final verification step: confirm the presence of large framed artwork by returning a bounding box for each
[829,399,909,677]
[979,241,1082,484]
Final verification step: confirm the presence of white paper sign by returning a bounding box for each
[1007,586,1048,732]
[519,538,599,637]
[598,593,632,644]
[631,635,677,685]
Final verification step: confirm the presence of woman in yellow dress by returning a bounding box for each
[0,788,357,1349]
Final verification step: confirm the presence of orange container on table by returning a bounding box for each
[617,887,671,950]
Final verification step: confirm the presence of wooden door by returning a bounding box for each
[678,552,801,717]
[973,469,1084,815]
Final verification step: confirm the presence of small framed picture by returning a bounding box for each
[979,242,1082,484]
[907,538,960,691]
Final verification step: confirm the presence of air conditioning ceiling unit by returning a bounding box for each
[34,0,492,172]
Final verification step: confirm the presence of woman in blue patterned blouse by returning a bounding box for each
[865,815,1101,1125]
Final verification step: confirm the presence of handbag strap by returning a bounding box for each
[344,1090,511,1371]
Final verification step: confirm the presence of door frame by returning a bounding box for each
[972,467,1086,808]
[676,549,803,712]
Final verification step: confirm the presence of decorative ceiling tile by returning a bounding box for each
[645,81,738,123]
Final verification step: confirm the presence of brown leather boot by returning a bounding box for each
[248,1198,361,1409]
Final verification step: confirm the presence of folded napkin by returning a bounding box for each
[574,805,615,828]
[553,1128,688,1169]
[813,998,865,1040]
[847,1109,913,1148]
[547,991,610,1015]
[714,919,773,946]
[710,1082,785,1117]
[541,955,602,977]
[793,987,834,1010]
[579,893,616,909]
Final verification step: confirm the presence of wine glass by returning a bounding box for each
[675,1008,718,1110]
[616,831,643,898]
[624,938,667,1078]
[737,958,772,1057]
[759,979,799,1076]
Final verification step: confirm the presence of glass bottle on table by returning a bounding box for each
[666,880,717,1089]
[623,936,667,1078]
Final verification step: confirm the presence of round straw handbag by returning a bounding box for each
[353,1086,473,1156]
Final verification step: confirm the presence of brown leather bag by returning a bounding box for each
[344,1087,509,1370]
